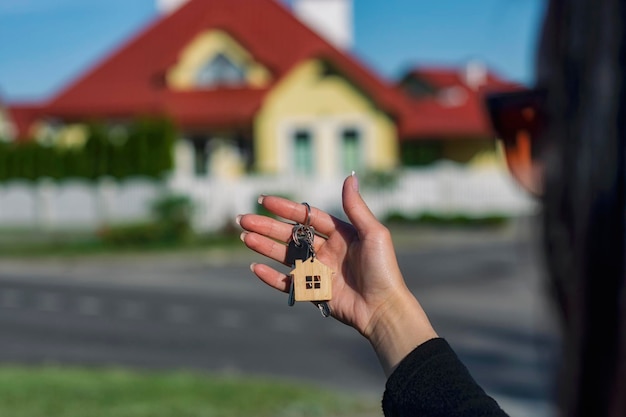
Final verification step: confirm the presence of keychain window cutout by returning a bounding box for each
[306,275,321,289]
[290,258,333,302]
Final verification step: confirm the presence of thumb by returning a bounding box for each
[342,172,379,234]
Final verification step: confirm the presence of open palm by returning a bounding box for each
[238,175,411,337]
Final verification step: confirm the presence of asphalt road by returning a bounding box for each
[0,223,559,417]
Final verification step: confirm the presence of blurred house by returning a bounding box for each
[4,0,518,181]
[6,0,403,181]
[397,62,519,168]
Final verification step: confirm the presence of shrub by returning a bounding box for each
[98,193,195,247]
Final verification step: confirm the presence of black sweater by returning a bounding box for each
[382,338,509,417]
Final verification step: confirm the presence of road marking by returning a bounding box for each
[77,295,101,316]
[0,289,20,309]
[216,309,244,328]
[119,300,145,320]
[37,292,62,312]
[269,314,300,333]
[165,304,193,323]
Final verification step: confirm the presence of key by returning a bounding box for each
[286,229,310,307]
[288,277,296,306]
[316,302,331,317]
[285,238,310,267]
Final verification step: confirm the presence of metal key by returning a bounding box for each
[285,236,310,266]
[316,301,331,317]
[286,238,309,306]
[286,225,310,307]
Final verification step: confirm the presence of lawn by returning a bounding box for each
[0,366,380,417]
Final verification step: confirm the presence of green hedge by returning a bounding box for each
[0,117,175,183]
[384,211,509,227]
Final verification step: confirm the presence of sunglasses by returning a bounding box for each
[485,88,547,196]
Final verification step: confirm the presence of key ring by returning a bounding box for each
[302,202,312,227]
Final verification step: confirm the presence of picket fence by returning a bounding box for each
[0,162,536,232]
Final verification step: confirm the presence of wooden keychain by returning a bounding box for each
[285,203,333,317]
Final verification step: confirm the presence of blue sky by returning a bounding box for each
[0,0,545,103]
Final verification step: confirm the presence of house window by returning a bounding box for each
[341,128,362,172]
[398,76,438,98]
[195,53,245,87]
[401,141,443,166]
[293,129,314,175]
[192,139,209,176]
[305,275,321,290]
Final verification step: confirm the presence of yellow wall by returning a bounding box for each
[167,29,271,89]
[254,59,398,176]
[441,139,494,164]
[0,106,11,140]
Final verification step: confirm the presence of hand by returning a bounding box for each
[237,173,437,375]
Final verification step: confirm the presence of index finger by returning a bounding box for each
[258,195,343,237]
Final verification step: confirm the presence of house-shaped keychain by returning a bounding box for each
[290,257,333,302]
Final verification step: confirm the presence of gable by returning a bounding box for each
[263,59,383,115]
[254,58,400,175]
[167,29,271,90]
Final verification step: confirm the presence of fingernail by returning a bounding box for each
[258,194,266,205]
[235,215,242,226]
[249,262,257,273]
[240,231,247,242]
[351,171,359,191]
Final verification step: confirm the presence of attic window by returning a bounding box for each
[195,53,246,87]
[320,61,341,79]
[399,77,437,98]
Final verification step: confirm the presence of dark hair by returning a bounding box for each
[536,1,626,416]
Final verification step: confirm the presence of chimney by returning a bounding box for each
[292,0,353,50]
[463,60,488,90]
[156,0,189,14]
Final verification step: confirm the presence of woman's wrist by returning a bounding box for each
[365,290,438,376]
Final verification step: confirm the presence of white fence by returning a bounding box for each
[0,163,536,232]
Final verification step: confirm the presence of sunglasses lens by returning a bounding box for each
[485,89,546,196]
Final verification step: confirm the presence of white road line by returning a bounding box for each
[216,309,244,328]
[119,300,145,320]
[77,295,101,316]
[37,292,62,312]
[269,314,301,333]
[0,289,21,309]
[165,304,193,323]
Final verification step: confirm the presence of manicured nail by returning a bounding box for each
[351,171,359,191]
[258,194,266,205]
[250,263,257,273]
[235,215,242,226]
[240,231,247,242]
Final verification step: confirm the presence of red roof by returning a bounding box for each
[397,66,523,140]
[8,0,405,139]
[5,1,521,142]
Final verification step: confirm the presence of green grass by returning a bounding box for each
[0,366,379,417]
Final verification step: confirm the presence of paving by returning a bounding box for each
[0,216,558,417]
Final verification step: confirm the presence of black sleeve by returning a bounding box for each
[382,338,509,417]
